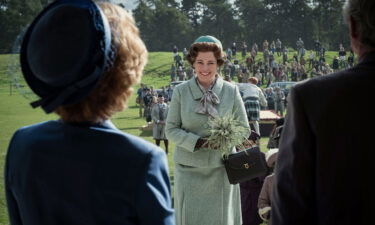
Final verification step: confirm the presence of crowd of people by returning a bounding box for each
[172,37,356,85]
[169,36,356,122]
[5,0,373,225]
[237,38,354,82]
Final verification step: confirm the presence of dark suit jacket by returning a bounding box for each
[272,52,375,225]
[5,120,174,225]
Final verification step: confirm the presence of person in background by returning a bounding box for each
[246,55,254,72]
[240,77,267,136]
[276,38,282,56]
[240,62,249,83]
[242,41,248,58]
[166,85,174,102]
[152,94,169,154]
[339,43,347,69]
[232,41,237,57]
[150,86,157,96]
[314,39,321,55]
[137,83,147,117]
[240,132,266,225]
[170,63,177,81]
[320,45,326,57]
[226,47,233,60]
[267,117,284,149]
[160,86,169,103]
[143,88,154,123]
[263,49,270,66]
[282,46,288,64]
[255,70,263,86]
[166,35,249,225]
[263,40,269,51]
[173,45,178,54]
[332,56,339,72]
[348,49,355,67]
[253,42,259,55]
[273,87,285,116]
[4,1,174,224]
[177,65,186,81]
[273,0,375,224]
[319,53,326,71]
[251,45,257,59]
[270,41,276,54]
[174,53,183,67]
[183,47,188,60]
[224,75,234,84]
[308,50,315,69]
[265,88,275,111]
[296,37,304,52]
[258,149,279,225]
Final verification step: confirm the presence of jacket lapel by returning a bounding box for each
[188,77,203,100]
[212,76,224,98]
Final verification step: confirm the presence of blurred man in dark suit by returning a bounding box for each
[273,1,375,224]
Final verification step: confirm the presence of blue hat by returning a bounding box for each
[193,35,222,50]
[20,0,112,113]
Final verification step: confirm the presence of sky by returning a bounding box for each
[111,0,237,11]
[112,0,138,10]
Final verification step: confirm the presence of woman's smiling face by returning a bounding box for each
[193,51,218,88]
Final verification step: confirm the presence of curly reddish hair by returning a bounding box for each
[55,3,148,123]
[248,77,258,85]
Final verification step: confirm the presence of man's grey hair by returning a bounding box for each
[343,0,375,48]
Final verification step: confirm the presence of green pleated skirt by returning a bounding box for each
[174,163,242,225]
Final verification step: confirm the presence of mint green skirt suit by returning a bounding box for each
[166,77,250,225]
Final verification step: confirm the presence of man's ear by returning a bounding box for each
[349,16,360,54]
[349,16,359,40]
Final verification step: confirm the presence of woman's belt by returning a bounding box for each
[243,96,259,101]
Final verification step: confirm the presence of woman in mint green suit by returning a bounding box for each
[166,36,250,225]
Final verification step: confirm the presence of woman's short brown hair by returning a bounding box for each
[55,3,148,123]
[186,42,225,67]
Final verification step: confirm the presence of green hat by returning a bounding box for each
[193,35,222,50]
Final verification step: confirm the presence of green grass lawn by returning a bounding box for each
[0,50,342,224]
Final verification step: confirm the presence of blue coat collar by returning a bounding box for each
[59,119,117,130]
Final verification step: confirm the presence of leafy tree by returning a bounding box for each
[0,0,45,53]
[195,0,240,48]
[261,0,314,49]
[133,0,155,46]
[234,0,268,46]
[311,0,348,50]
[134,0,192,51]
[0,0,352,53]
[180,0,204,28]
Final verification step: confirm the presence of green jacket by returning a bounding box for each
[166,76,250,168]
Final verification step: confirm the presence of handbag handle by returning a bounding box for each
[236,138,257,151]
[222,138,257,160]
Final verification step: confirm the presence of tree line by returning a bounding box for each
[0,0,349,54]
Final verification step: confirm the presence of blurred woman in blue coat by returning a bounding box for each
[5,1,174,224]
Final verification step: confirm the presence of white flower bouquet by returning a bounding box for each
[205,114,249,157]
